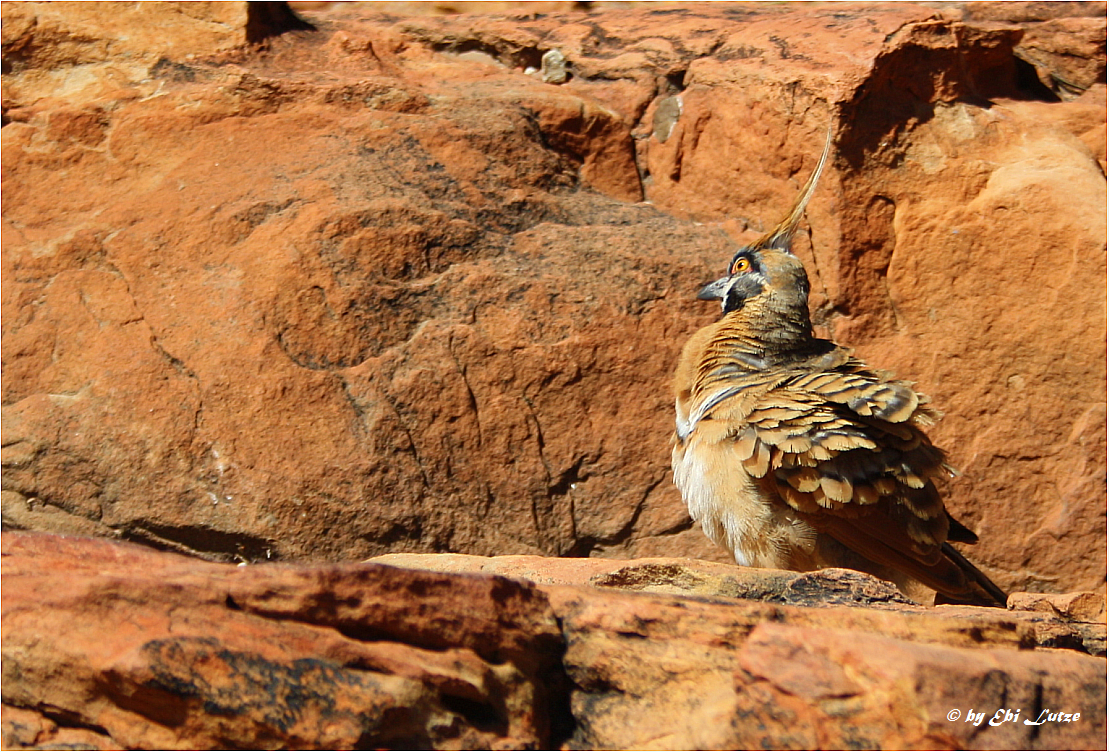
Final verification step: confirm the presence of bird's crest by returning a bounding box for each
[754,127,834,253]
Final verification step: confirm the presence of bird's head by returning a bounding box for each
[696,242,811,315]
[697,128,832,322]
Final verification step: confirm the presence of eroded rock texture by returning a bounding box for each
[1,532,566,750]
[1,2,1106,597]
[2,533,1106,750]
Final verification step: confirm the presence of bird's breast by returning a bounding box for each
[672,428,812,569]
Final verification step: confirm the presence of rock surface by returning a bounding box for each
[2,532,566,750]
[2,1,1106,599]
[3,532,1106,750]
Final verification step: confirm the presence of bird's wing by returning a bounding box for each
[688,359,1005,605]
[709,365,951,551]
[710,364,1008,604]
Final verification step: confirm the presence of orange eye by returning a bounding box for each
[731,257,751,275]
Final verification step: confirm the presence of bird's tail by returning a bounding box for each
[935,542,1009,608]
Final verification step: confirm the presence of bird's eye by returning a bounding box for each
[731,257,751,275]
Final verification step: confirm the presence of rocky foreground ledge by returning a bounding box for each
[3,0,1106,594]
[2,532,1104,750]
[2,4,1105,749]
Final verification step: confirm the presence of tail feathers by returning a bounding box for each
[945,512,979,544]
[936,542,1009,608]
[816,513,1008,608]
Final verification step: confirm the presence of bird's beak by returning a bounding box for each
[696,276,731,301]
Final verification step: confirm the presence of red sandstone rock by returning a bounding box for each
[1010,590,1108,623]
[1,2,1105,599]
[1,532,563,749]
[3,533,1106,750]
[557,605,1104,750]
[951,2,1107,99]
[373,551,1108,656]
[726,623,1103,751]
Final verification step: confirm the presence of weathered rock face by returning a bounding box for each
[1,2,1106,597]
[1,532,567,750]
[3,533,1106,750]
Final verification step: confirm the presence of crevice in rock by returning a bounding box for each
[336,376,370,441]
[336,621,577,749]
[357,518,427,553]
[650,515,698,537]
[838,20,1051,171]
[121,522,277,563]
[1034,627,1105,656]
[517,394,559,551]
[447,335,483,446]
[548,456,587,498]
[543,664,578,750]
[149,338,200,382]
[664,68,688,94]
[1027,682,1046,743]
[519,393,550,461]
[563,473,660,557]
[438,693,508,736]
[21,705,113,742]
[429,38,545,72]
[1012,54,1066,101]
[377,391,433,489]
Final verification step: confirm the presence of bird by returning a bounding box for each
[670,129,1008,607]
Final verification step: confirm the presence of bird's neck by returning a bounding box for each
[694,302,825,389]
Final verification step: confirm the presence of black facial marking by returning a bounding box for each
[722,275,764,314]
